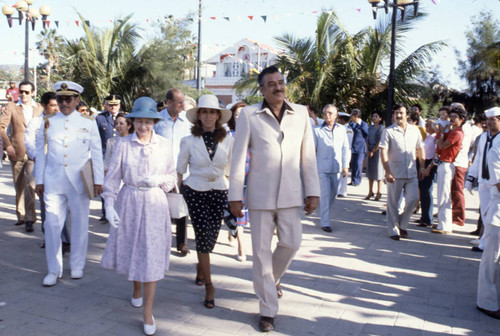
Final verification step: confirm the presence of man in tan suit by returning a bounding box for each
[229,66,320,332]
[0,81,43,232]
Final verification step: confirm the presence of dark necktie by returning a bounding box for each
[482,132,499,180]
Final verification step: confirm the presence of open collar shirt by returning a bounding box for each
[154,108,192,167]
[379,123,423,179]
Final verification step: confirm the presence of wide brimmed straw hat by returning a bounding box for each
[186,94,231,124]
[125,97,163,120]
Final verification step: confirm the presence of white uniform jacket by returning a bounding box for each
[177,134,233,191]
[228,101,320,210]
[485,145,500,226]
[469,132,500,184]
[35,111,104,195]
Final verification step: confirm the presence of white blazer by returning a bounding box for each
[177,133,233,191]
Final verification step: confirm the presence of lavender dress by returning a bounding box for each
[101,132,177,282]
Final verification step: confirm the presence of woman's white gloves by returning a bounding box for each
[105,205,120,229]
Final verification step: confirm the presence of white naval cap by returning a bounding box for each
[53,81,83,96]
[338,112,350,118]
[485,107,500,118]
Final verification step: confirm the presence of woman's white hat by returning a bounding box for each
[186,94,231,124]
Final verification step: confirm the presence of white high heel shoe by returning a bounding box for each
[143,316,156,335]
[131,296,143,308]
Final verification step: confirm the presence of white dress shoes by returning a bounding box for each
[71,270,83,279]
[43,272,61,286]
[131,296,143,308]
[143,316,156,335]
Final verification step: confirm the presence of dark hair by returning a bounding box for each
[351,108,361,117]
[165,88,182,102]
[191,110,227,143]
[40,91,57,106]
[258,65,280,87]
[372,110,384,121]
[450,105,467,125]
[227,102,246,131]
[115,112,134,134]
[19,80,35,92]
[409,111,420,123]
[76,101,87,109]
[438,106,451,114]
[393,103,408,113]
[412,103,422,111]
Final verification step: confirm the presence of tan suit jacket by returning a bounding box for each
[0,101,43,161]
[228,101,320,210]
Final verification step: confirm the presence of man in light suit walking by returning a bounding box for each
[0,81,43,232]
[35,81,103,286]
[229,66,320,332]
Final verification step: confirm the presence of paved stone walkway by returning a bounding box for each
[0,161,498,335]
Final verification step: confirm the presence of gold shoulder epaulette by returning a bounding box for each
[80,113,94,120]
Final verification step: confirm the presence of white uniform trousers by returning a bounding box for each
[437,162,455,232]
[338,174,348,196]
[477,224,500,311]
[319,172,341,228]
[44,175,90,275]
[478,183,492,250]
[249,207,302,317]
[386,178,418,236]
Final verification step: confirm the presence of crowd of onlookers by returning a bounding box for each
[2,72,500,332]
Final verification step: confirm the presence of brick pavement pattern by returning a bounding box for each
[0,161,498,335]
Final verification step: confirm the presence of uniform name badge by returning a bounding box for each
[78,128,90,144]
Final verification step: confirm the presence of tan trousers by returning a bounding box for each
[249,207,302,317]
[10,155,36,222]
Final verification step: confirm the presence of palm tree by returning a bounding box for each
[36,28,64,90]
[59,13,145,109]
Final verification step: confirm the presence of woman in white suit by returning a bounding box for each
[177,94,233,309]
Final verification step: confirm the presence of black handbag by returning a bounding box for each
[223,205,238,238]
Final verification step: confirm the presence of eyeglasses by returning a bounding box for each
[19,90,31,95]
[56,96,75,103]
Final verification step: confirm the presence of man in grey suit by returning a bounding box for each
[229,66,320,332]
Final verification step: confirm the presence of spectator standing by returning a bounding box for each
[365,111,385,201]
[349,109,368,186]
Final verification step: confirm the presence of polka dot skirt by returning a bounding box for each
[183,185,227,253]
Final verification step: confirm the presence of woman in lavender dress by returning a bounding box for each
[101,97,177,336]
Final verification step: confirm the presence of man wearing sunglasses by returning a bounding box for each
[35,81,103,286]
[0,81,43,232]
[96,94,121,222]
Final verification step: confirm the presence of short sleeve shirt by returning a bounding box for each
[439,127,464,163]
[379,123,423,179]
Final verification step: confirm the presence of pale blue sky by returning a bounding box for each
[0,0,498,90]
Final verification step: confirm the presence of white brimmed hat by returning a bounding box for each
[186,94,231,124]
[53,81,83,96]
[338,112,350,118]
[485,107,500,118]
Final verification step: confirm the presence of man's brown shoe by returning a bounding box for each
[259,316,274,332]
[477,306,500,319]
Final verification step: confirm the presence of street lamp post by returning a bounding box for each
[2,0,51,82]
[368,0,419,125]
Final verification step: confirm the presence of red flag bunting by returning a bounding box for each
[210,17,216,20]
[248,16,253,21]
[75,21,79,27]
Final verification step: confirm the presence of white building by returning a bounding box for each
[203,38,280,105]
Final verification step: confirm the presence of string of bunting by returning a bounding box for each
[22,1,441,29]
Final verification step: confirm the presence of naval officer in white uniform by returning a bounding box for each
[35,81,104,286]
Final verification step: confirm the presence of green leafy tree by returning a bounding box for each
[457,10,500,114]
[36,28,64,90]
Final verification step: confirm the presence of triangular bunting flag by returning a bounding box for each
[223,17,229,21]
[261,15,267,22]
[85,20,90,27]
[248,16,253,21]
[55,20,59,28]
[210,17,216,20]
[146,19,149,23]
[44,20,50,28]
[75,21,79,27]
[355,8,361,12]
